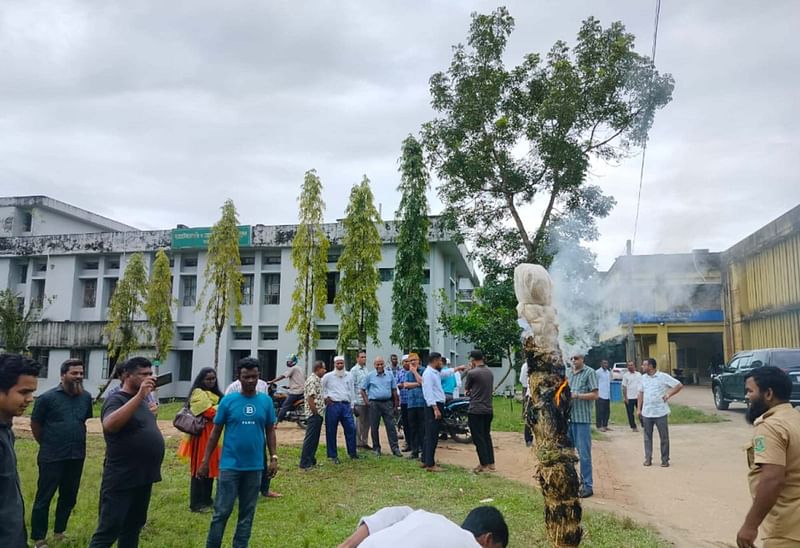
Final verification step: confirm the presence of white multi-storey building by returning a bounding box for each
[0,196,493,397]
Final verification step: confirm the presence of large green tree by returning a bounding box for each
[423,8,673,277]
[145,248,175,365]
[390,136,430,352]
[105,252,148,363]
[286,169,331,373]
[197,199,244,370]
[335,177,382,352]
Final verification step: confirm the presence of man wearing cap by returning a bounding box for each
[322,355,358,464]
[268,354,306,423]
[395,355,411,449]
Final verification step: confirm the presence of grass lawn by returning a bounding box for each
[16,434,667,547]
[491,396,724,434]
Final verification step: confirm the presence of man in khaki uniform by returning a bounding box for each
[737,366,800,548]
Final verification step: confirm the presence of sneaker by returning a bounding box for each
[579,488,594,498]
[643,460,652,467]
[661,462,670,468]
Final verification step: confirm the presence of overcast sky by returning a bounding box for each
[2,0,798,270]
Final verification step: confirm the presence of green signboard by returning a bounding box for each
[171,226,252,249]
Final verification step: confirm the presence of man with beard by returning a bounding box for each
[0,353,41,548]
[637,358,683,468]
[89,357,165,548]
[30,358,93,547]
[736,366,800,548]
[322,355,358,463]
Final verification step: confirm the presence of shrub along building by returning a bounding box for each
[0,195,480,398]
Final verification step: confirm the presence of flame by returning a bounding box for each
[554,379,568,407]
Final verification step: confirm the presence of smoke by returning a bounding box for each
[547,216,719,359]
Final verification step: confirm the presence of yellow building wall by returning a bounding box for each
[724,231,800,358]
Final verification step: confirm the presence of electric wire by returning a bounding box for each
[631,0,662,251]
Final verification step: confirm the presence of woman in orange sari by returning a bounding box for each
[178,367,222,512]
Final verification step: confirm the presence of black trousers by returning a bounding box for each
[299,414,323,469]
[595,398,610,428]
[406,406,425,456]
[31,458,84,540]
[422,404,443,467]
[190,477,214,511]
[399,403,409,436]
[468,413,495,466]
[369,400,399,453]
[523,395,533,444]
[625,398,640,429]
[89,483,153,548]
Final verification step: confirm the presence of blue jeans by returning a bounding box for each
[206,470,261,548]
[325,402,356,459]
[568,422,593,491]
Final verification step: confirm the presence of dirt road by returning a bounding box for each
[12,386,760,547]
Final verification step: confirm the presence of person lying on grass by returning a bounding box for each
[338,505,508,548]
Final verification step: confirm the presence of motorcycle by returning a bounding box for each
[267,383,307,429]
[440,397,471,443]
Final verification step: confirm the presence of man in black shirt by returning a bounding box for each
[89,357,165,548]
[0,353,41,548]
[30,358,93,547]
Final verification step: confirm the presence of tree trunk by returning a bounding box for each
[213,328,221,370]
[525,347,583,546]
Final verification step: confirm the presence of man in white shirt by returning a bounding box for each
[268,353,305,423]
[420,353,464,471]
[338,505,509,548]
[322,355,358,464]
[595,360,611,432]
[350,351,371,449]
[637,358,683,467]
[621,361,642,432]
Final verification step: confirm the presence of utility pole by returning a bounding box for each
[625,240,637,363]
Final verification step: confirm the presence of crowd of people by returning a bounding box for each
[2,347,798,547]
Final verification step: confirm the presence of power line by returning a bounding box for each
[631,0,662,251]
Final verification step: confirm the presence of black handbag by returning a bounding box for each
[173,400,206,435]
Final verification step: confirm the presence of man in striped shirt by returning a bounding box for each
[566,354,599,498]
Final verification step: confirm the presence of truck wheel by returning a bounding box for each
[713,385,729,410]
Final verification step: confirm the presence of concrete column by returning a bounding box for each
[655,324,671,373]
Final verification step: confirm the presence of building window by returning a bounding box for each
[379,268,394,282]
[326,272,339,304]
[22,211,33,232]
[82,279,97,308]
[319,327,339,340]
[241,274,254,305]
[260,327,279,341]
[105,257,120,271]
[232,326,252,340]
[326,252,340,264]
[181,276,197,307]
[178,350,193,382]
[31,279,45,310]
[103,352,118,379]
[18,264,28,284]
[182,255,198,268]
[32,348,49,378]
[105,278,118,307]
[263,253,281,265]
[83,260,99,271]
[263,274,280,305]
[178,327,194,341]
[35,261,47,274]
[240,255,256,266]
[423,269,430,285]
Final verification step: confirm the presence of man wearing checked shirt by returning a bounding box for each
[566,353,599,498]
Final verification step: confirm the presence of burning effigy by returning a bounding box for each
[515,263,583,547]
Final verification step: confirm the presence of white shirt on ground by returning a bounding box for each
[596,367,611,400]
[621,370,643,401]
[225,379,269,395]
[640,371,681,418]
[357,506,480,548]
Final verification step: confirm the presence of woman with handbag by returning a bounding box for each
[177,367,222,512]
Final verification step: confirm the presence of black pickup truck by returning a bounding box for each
[711,348,800,410]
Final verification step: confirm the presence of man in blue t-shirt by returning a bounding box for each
[200,358,278,548]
